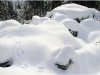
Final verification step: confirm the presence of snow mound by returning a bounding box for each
[80,18,99,32]
[55,45,75,65]
[46,3,90,20]
[88,31,100,43]
[39,17,50,23]
[90,8,100,21]
[46,3,100,22]
[40,20,61,26]
[75,44,100,74]
[64,8,89,19]
[0,20,83,65]
[1,3,100,75]
[60,19,80,31]
[30,16,41,25]
[0,20,21,30]
[60,18,91,42]
[61,3,88,9]
[77,18,100,43]
[0,39,14,63]
[51,13,68,22]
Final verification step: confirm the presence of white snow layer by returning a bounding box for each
[30,15,41,25]
[0,3,100,75]
[46,3,100,21]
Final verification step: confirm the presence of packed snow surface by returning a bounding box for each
[0,3,100,75]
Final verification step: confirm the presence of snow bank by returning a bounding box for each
[0,19,87,74]
[1,3,100,75]
[0,20,83,65]
[46,3,100,22]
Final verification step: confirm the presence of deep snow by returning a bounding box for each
[0,3,100,75]
[46,3,100,21]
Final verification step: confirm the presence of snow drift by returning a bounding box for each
[0,3,100,75]
[46,3,100,22]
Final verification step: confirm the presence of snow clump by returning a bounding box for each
[30,15,41,25]
[55,45,75,65]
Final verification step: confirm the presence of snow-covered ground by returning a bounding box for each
[46,3,100,21]
[0,3,100,74]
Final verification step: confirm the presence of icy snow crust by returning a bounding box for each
[0,3,100,74]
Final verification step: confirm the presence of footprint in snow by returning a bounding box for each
[15,41,24,56]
